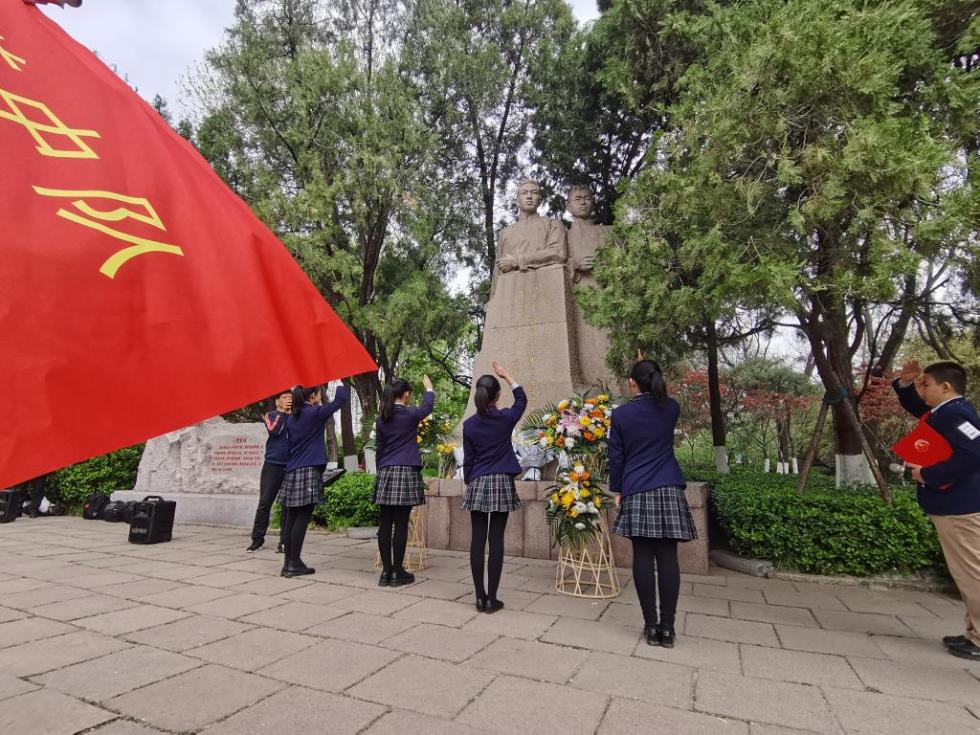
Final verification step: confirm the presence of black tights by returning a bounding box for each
[470,511,508,602]
[377,505,413,572]
[282,504,314,566]
[631,537,681,630]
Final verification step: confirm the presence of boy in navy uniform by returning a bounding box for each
[246,390,292,553]
[894,361,980,659]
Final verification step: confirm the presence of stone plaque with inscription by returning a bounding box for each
[123,417,270,526]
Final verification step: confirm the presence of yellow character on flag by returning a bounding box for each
[1,87,99,158]
[33,187,184,278]
[0,35,26,71]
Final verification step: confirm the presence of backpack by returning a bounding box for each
[101,500,132,523]
[82,492,110,520]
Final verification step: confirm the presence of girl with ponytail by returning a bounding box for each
[607,359,696,648]
[373,375,435,587]
[278,382,349,577]
[461,361,527,613]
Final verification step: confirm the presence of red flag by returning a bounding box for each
[0,4,376,487]
[891,420,953,467]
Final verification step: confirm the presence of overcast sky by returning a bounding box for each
[41,0,600,115]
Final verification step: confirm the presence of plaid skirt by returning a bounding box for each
[462,473,521,513]
[277,465,325,508]
[612,485,698,541]
[372,465,426,506]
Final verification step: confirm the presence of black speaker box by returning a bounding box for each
[128,495,176,544]
[0,489,22,523]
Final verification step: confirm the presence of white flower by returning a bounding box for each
[574,522,586,530]
[565,437,576,449]
[573,502,588,514]
[573,463,585,474]
[586,502,596,513]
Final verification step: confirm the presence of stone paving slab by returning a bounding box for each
[0,688,114,735]
[0,518,978,734]
[598,698,750,734]
[107,663,284,732]
[198,685,385,735]
[123,614,253,652]
[34,645,201,701]
[350,655,495,718]
[455,675,608,734]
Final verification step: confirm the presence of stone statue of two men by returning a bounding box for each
[463,179,621,419]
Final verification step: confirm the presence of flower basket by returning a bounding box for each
[555,515,620,599]
[545,459,619,598]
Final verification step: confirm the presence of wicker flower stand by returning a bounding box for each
[555,519,620,598]
[374,505,428,572]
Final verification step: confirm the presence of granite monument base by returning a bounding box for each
[130,417,268,527]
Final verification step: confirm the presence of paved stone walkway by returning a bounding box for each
[0,518,978,734]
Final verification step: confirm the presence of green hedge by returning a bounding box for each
[703,469,944,576]
[47,445,144,507]
[312,471,379,530]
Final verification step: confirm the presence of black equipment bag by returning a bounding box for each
[0,488,22,523]
[82,492,111,520]
[101,500,132,523]
[128,495,176,544]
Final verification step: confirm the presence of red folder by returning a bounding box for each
[891,421,953,467]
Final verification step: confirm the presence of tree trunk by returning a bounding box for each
[777,409,792,473]
[803,303,874,487]
[340,380,359,472]
[705,319,730,473]
[325,419,338,467]
[352,372,381,437]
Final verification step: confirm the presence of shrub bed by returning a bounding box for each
[312,471,380,530]
[47,445,144,508]
[699,468,944,576]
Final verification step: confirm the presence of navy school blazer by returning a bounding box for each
[607,394,686,498]
[375,390,435,470]
[462,386,528,483]
[893,381,980,516]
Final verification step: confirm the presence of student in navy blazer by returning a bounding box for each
[247,389,292,553]
[893,360,980,660]
[608,360,697,648]
[279,382,349,578]
[373,374,435,588]
[462,361,527,613]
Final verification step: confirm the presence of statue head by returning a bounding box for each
[567,184,595,220]
[516,179,542,216]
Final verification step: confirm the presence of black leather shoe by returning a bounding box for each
[656,627,675,648]
[281,562,315,578]
[379,571,392,587]
[644,626,660,646]
[947,638,980,660]
[246,540,263,552]
[942,634,969,648]
[391,569,415,586]
[485,599,504,614]
[275,543,284,554]
[475,595,487,612]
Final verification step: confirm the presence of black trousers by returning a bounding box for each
[630,537,681,629]
[470,511,509,601]
[282,503,315,565]
[377,505,413,572]
[251,462,286,544]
